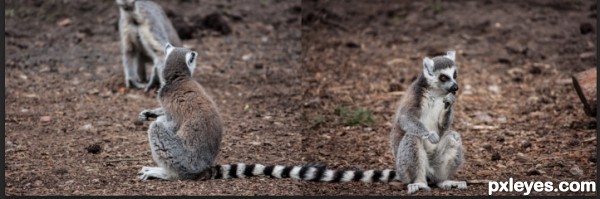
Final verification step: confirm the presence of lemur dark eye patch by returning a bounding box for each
[453,71,457,79]
[439,75,449,82]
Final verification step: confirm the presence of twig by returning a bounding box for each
[584,137,596,143]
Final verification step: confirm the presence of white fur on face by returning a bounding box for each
[438,67,456,81]
[185,51,197,75]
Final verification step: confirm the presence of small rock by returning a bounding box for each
[580,22,594,34]
[526,168,541,176]
[491,152,501,161]
[242,54,253,61]
[496,117,507,123]
[80,123,94,131]
[57,18,71,27]
[496,136,505,142]
[92,179,100,183]
[85,144,102,154]
[54,167,69,175]
[40,116,51,123]
[250,141,261,146]
[506,40,527,54]
[516,152,528,163]
[589,153,597,163]
[345,41,360,48]
[579,52,595,59]
[482,143,493,151]
[521,141,532,149]
[200,13,232,35]
[528,65,542,75]
[474,111,493,123]
[65,180,75,185]
[497,57,511,64]
[254,63,264,69]
[569,166,584,176]
[34,180,43,186]
[488,85,501,93]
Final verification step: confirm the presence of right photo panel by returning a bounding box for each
[300,0,597,196]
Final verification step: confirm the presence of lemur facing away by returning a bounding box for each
[137,43,402,184]
[390,51,467,194]
[117,0,182,92]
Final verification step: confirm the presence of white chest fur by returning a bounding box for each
[419,92,446,153]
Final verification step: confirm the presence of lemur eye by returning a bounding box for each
[439,75,449,82]
[454,71,457,79]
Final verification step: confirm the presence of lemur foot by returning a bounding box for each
[138,166,170,181]
[423,131,440,144]
[437,180,467,190]
[127,79,148,89]
[407,182,431,194]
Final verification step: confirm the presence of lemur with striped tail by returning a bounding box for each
[117,0,182,91]
[136,43,400,184]
[390,51,467,194]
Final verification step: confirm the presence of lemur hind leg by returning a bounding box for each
[138,116,179,181]
[429,130,466,190]
[396,135,431,194]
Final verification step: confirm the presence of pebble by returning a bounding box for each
[526,168,541,176]
[569,166,584,176]
[40,116,51,123]
[491,152,501,161]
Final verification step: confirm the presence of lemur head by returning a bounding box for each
[422,51,459,95]
[116,0,136,11]
[160,43,198,84]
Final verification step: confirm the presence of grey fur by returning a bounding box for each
[390,51,466,194]
[137,44,222,180]
[117,0,182,92]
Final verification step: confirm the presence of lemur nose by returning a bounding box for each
[450,84,459,92]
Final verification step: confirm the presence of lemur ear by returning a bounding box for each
[445,50,456,62]
[423,57,434,77]
[185,51,198,75]
[165,43,174,57]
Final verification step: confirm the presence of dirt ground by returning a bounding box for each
[4,0,597,196]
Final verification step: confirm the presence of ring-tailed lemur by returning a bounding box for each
[390,51,467,194]
[117,0,182,92]
[136,43,401,184]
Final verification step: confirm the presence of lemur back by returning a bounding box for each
[117,0,182,91]
[136,44,402,184]
[390,51,467,194]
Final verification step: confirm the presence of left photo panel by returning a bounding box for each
[5,0,303,195]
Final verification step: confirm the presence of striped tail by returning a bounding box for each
[210,163,399,183]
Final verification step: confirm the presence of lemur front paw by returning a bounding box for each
[443,93,456,109]
[126,79,147,89]
[138,110,152,122]
[423,131,440,144]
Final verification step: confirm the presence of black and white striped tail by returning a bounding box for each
[210,163,399,183]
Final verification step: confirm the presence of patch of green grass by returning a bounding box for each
[6,9,15,18]
[432,0,445,14]
[391,15,403,25]
[335,106,376,127]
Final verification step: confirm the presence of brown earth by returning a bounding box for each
[4,0,598,196]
